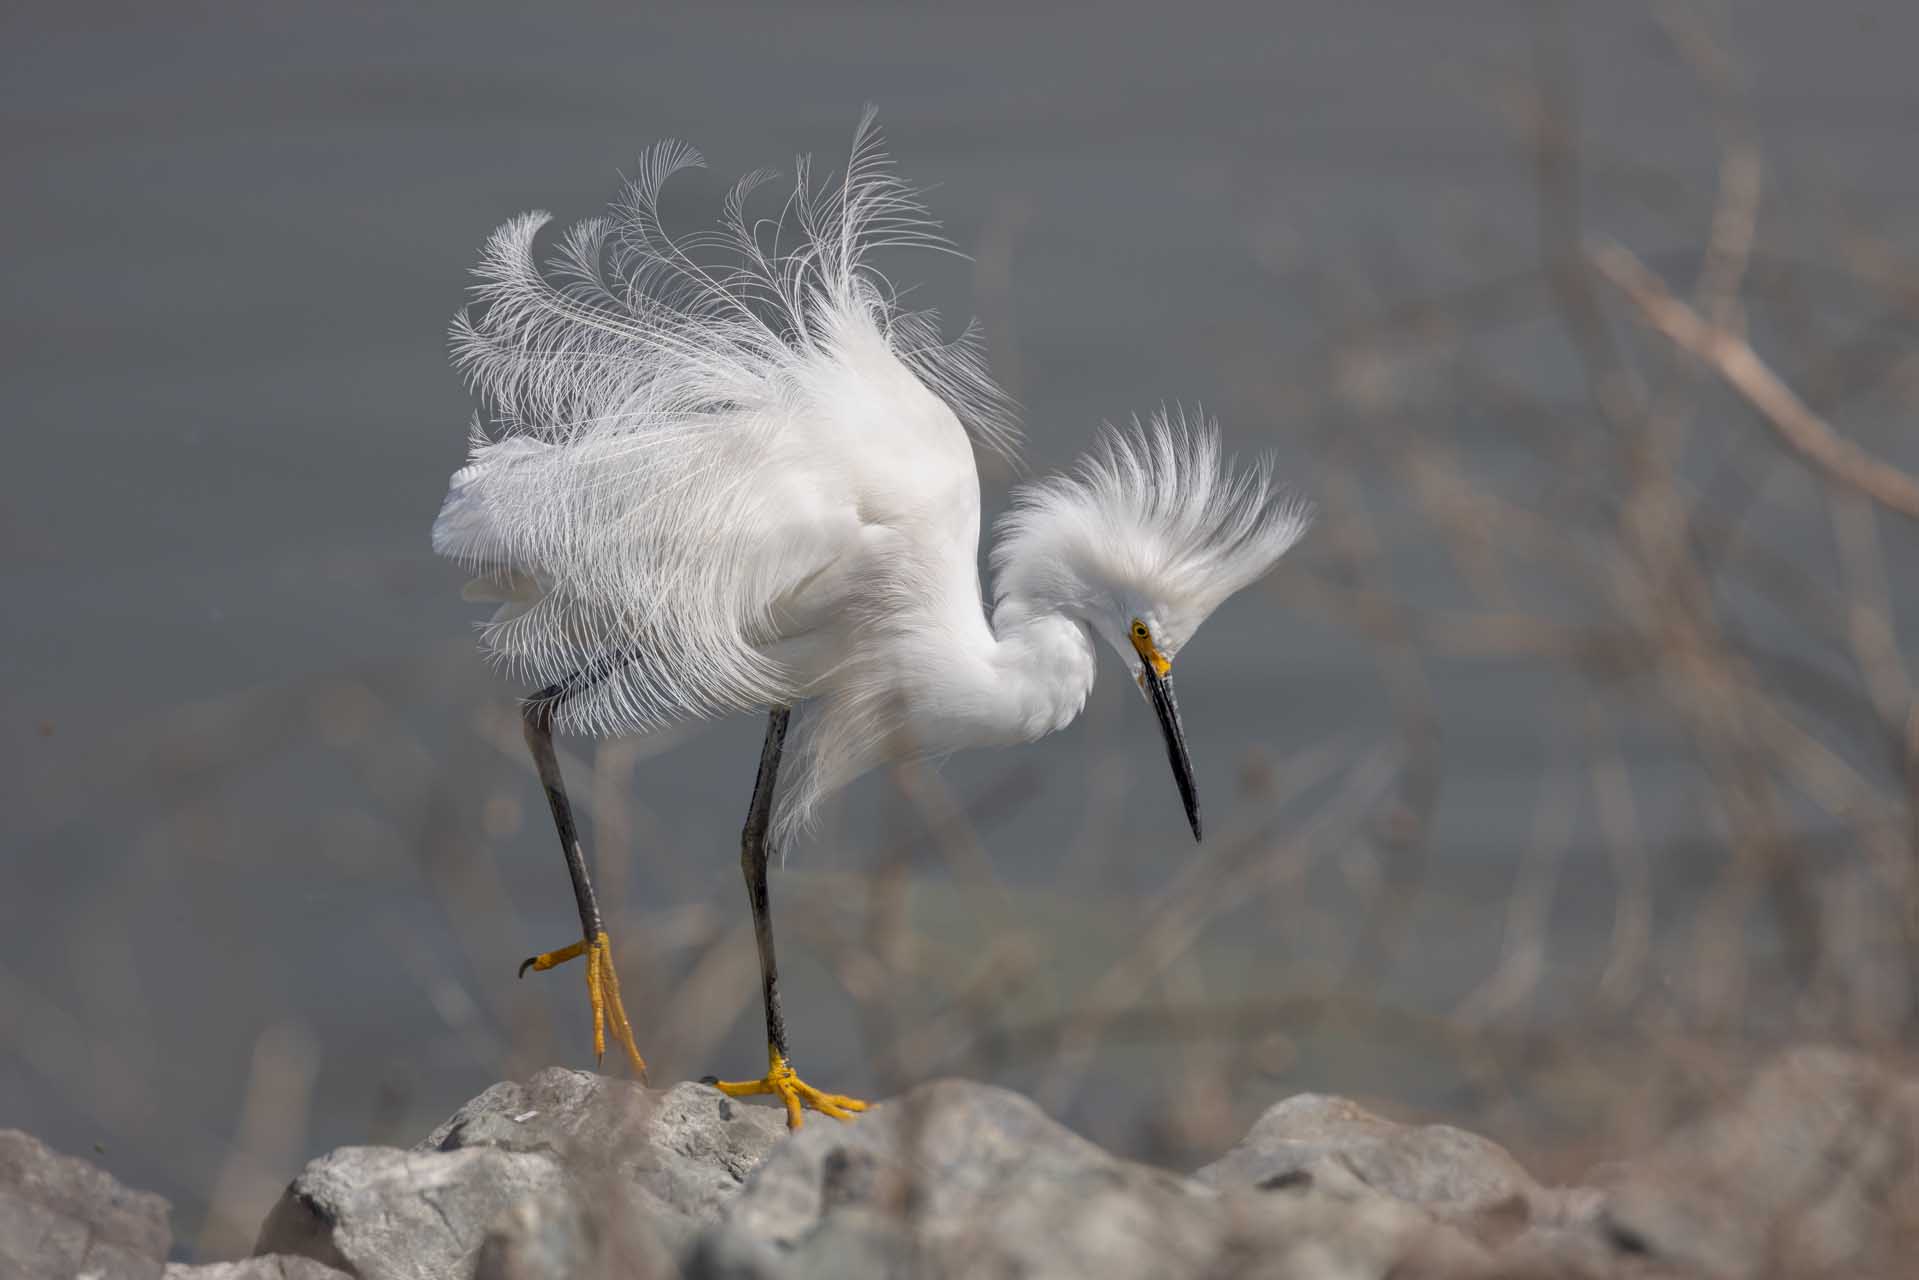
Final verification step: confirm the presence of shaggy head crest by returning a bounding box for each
[990,408,1311,663]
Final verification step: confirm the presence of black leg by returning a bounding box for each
[514,658,647,1075]
[741,706,792,1059]
[520,696,606,964]
[710,706,866,1126]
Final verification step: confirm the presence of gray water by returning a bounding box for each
[6,0,1919,1257]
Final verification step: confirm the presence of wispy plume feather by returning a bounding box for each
[434,111,1019,738]
[991,407,1312,655]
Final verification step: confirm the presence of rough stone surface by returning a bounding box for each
[256,1070,787,1280]
[682,1079,1537,1279]
[1196,1092,1542,1211]
[1597,1046,1919,1279]
[472,1185,678,1280]
[1192,1091,1616,1275]
[253,1144,564,1280]
[692,1079,1225,1277]
[25,1046,1919,1279]
[422,1067,788,1238]
[165,1256,352,1279]
[258,1072,1580,1279]
[0,1128,171,1280]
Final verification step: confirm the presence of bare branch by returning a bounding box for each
[1589,240,1919,520]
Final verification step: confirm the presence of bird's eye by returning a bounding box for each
[1131,621,1150,639]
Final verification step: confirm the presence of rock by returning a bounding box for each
[716,1079,1186,1247]
[423,1067,787,1236]
[35,1048,1919,1279]
[685,1079,1521,1280]
[1597,1046,1919,1278]
[1196,1093,1542,1213]
[260,1071,1558,1280]
[246,1055,1919,1279]
[258,1069,1647,1280]
[253,1144,564,1279]
[0,1127,343,1280]
[0,1128,171,1280]
[1192,1092,1612,1272]
[694,1079,1223,1276]
[165,1256,351,1279]
[257,1069,786,1280]
[471,1186,678,1280]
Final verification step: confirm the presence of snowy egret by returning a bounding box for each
[433,112,1310,1127]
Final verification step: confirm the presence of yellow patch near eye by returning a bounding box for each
[1128,619,1172,677]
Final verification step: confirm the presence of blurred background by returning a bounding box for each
[6,0,1919,1262]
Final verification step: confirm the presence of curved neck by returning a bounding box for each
[977,596,1099,745]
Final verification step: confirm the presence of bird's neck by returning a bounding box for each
[979,596,1099,745]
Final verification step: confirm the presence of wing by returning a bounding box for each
[433,111,1018,737]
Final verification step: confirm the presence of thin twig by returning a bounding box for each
[1589,240,1919,520]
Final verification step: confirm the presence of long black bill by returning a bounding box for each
[1141,664,1202,841]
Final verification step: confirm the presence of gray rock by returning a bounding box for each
[257,1070,786,1280]
[689,1079,1224,1278]
[48,1047,1919,1279]
[471,1185,679,1280]
[468,1192,598,1280]
[165,1256,351,1280]
[718,1079,1183,1247]
[4,1067,1661,1280]
[685,1079,1516,1280]
[0,1128,171,1280]
[1598,1046,1919,1278]
[254,1144,565,1280]
[1196,1093,1543,1213]
[424,1067,787,1235]
[1191,1091,1618,1274]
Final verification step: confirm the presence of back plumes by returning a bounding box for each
[990,409,1312,658]
[433,110,1018,738]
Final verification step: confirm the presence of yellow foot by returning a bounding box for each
[519,930,648,1079]
[709,1045,867,1130]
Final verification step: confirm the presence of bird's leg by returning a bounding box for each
[709,707,867,1128]
[518,692,647,1078]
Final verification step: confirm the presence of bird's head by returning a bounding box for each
[990,409,1312,841]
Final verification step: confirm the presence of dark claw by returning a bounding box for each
[518,956,538,979]
[699,1074,720,1086]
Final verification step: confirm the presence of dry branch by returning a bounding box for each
[1588,240,1919,520]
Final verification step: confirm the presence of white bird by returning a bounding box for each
[433,111,1310,1127]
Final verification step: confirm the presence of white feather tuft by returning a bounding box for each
[990,407,1312,659]
[433,111,1019,739]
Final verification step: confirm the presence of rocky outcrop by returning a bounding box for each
[164,1259,352,1280]
[14,1047,1919,1278]
[252,1072,1586,1280]
[1595,1047,1919,1278]
[1,1128,171,1280]
[254,1071,788,1279]
[710,1079,1593,1277]
[1193,1092,1611,1276]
